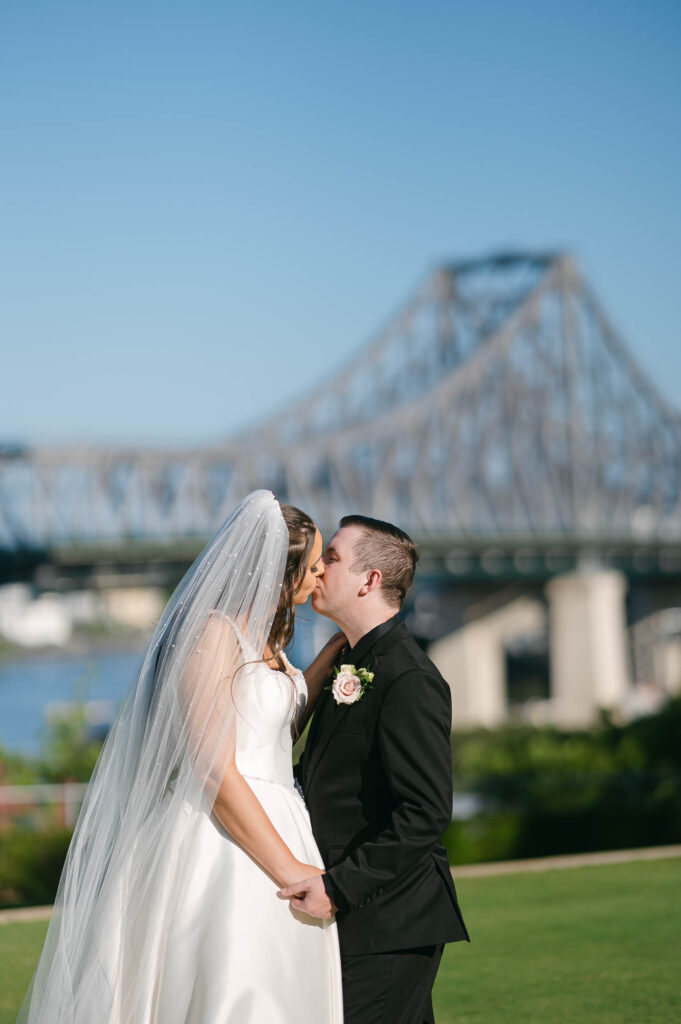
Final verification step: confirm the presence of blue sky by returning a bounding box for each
[2,0,679,446]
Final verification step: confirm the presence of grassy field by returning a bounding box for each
[2,858,679,1023]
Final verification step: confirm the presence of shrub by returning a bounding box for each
[41,704,103,783]
[0,826,72,908]
[446,697,681,864]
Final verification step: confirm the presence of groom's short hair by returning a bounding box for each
[339,515,419,609]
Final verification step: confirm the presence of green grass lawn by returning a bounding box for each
[2,859,679,1024]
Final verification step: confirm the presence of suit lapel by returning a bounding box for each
[303,616,406,789]
[299,644,347,784]
[304,648,378,788]
[304,680,332,752]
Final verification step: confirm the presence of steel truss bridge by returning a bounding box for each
[2,252,681,587]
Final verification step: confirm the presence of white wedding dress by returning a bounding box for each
[142,646,343,1024]
[20,493,342,1024]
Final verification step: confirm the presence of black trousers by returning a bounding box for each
[341,944,444,1024]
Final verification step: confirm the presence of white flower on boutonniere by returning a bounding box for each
[327,664,375,705]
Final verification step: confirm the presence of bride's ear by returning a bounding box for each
[358,569,381,597]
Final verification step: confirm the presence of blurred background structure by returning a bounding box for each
[2,251,681,729]
[1,0,680,895]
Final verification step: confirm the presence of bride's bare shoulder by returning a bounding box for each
[202,611,255,658]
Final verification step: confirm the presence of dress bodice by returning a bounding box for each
[233,649,306,788]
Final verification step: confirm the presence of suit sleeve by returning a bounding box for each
[323,668,453,912]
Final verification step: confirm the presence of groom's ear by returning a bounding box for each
[358,568,382,596]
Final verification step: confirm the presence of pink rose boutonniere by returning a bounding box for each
[328,664,375,705]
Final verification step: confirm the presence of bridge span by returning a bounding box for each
[2,252,680,727]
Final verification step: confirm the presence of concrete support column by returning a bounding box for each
[429,596,545,728]
[430,619,507,728]
[546,569,630,727]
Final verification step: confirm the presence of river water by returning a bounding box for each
[0,614,325,757]
[0,648,145,755]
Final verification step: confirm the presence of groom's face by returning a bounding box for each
[312,526,365,620]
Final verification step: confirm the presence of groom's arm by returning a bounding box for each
[322,668,453,913]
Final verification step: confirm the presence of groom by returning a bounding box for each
[281,515,469,1024]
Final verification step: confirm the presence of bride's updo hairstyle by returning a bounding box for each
[267,503,317,658]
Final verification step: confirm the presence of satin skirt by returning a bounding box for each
[149,777,343,1024]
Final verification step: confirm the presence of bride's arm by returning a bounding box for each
[300,631,347,728]
[212,760,321,887]
[180,615,320,888]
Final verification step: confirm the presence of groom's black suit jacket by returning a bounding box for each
[296,615,469,955]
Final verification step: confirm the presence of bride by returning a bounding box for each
[18,491,345,1023]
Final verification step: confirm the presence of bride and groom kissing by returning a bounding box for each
[19,492,468,1024]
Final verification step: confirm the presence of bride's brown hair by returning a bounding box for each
[267,504,317,660]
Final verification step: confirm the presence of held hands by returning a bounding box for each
[278,865,337,919]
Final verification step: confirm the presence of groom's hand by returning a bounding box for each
[278,874,337,919]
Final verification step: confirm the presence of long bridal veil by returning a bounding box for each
[18,490,288,1024]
